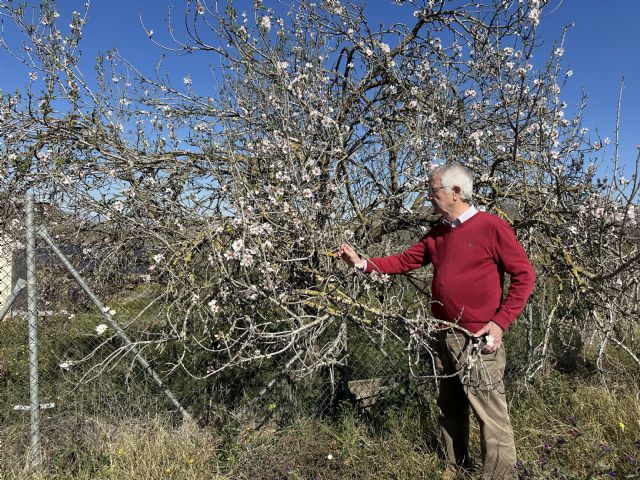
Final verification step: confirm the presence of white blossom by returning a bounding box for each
[260,16,271,31]
[208,299,220,314]
[59,361,75,370]
[232,239,244,252]
[240,253,254,267]
[469,131,483,149]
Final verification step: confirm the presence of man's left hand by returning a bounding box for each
[474,321,503,354]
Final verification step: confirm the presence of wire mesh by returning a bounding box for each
[0,194,544,475]
[0,198,30,470]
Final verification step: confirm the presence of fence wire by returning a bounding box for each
[0,196,428,471]
[0,194,548,475]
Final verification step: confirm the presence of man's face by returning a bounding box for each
[428,174,455,218]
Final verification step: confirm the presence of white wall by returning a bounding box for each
[0,241,12,309]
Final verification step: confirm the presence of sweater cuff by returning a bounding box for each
[355,259,367,271]
[490,313,512,332]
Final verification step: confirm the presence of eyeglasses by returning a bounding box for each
[428,185,446,195]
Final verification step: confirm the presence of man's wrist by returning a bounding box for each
[354,259,367,270]
[489,319,506,331]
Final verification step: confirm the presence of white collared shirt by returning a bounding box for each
[443,205,478,228]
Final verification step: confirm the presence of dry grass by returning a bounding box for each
[1,373,639,479]
[511,374,640,478]
[1,417,223,479]
[226,411,443,480]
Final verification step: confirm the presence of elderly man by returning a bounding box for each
[338,164,535,479]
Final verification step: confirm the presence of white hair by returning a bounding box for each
[430,164,473,201]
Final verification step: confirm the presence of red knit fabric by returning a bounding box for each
[365,211,535,333]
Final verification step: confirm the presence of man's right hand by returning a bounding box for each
[337,243,362,268]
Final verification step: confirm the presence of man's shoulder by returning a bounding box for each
[473,210,511,227]
[464,211,517,240]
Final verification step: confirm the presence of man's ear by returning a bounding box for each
[452,185,461,197]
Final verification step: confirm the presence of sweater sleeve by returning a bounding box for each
[365,235,430,275]
[490,221,536,330]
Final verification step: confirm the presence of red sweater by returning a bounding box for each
[365,211,535,333]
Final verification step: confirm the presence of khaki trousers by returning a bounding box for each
[432,331,517,480]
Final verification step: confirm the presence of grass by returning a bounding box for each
[511,374,640,479]
[2,284,639,478]
[1,372,638,479]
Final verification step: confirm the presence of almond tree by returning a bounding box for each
[1,0,638,391]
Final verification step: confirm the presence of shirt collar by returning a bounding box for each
[441,205,478,228]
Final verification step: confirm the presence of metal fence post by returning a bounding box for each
[26,193,41,470]
[0,278,26,321]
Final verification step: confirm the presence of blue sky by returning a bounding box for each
[1,0,639,176]
[535,1,640,176]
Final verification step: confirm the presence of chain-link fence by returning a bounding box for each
[1,193,546,476]
[1,195,193,473]
[0,194,420,474]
